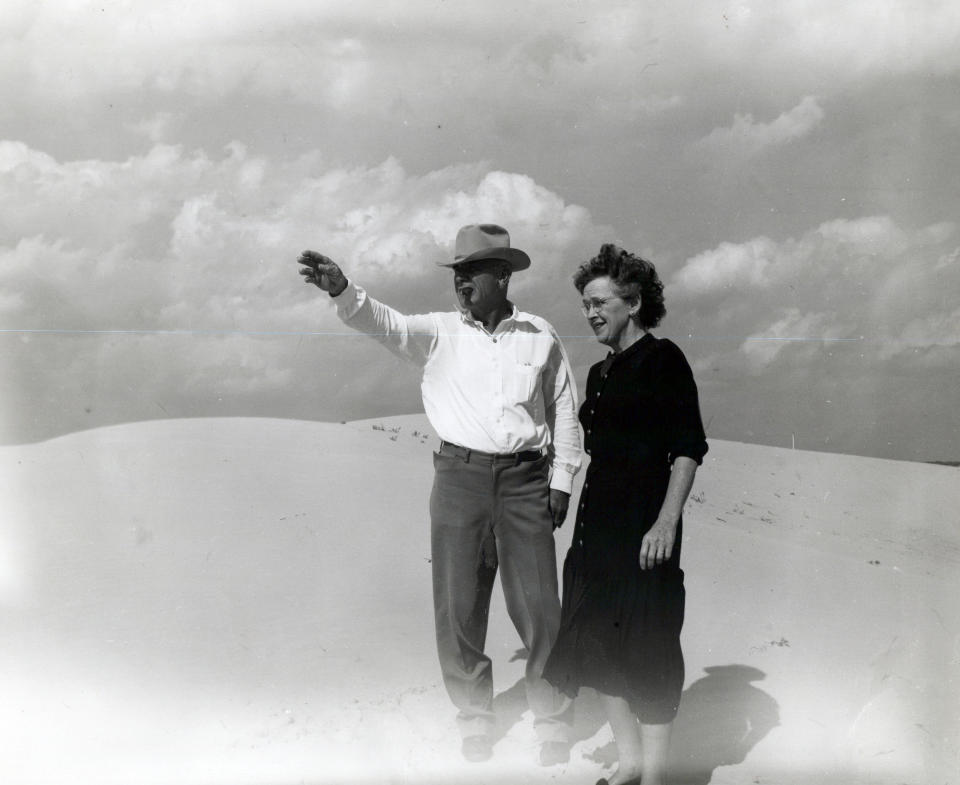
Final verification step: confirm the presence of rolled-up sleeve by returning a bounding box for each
[662,341,709,465]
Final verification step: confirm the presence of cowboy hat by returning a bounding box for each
[437,224,531,271]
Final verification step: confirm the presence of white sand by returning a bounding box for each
[1,414,957,785]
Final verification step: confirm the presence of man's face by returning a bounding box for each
[452,260,508,312]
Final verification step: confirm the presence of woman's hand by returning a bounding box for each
[639,514,678,570]
[640,456,699,570]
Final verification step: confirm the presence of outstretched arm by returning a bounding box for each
[296,249,438,365]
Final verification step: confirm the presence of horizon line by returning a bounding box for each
[1,328,870,343]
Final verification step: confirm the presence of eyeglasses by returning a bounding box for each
[579,297,617,316]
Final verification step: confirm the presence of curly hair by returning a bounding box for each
[572,243,666,329]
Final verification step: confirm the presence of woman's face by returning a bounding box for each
[581,276,639,348]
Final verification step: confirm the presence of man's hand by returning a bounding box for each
[298,250,348,296]
[639,514,678,570]
[548,489,570,530]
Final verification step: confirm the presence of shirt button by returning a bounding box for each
[492,338,498,343]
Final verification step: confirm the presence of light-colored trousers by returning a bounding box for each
[429,444,572,742]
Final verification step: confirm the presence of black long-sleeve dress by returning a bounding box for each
[543,333,708,723]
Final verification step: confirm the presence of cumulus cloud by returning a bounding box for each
[814,215,910,256]
[4,1,958,153]
[0,139,609,441]
[674,215,949,297]
[880,307,960,364]
[699,96,825,156]
[669,215,959,375]
[741,309,848,371]
[671,214,921,301]
[0,141,593,330]
[125,113,178,143]
[672,236,781,295]
[673,0,960,85]
[903,306,960,347]
[2,1,959,461]
[661,214,960,460]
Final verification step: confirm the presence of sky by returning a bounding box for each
[2,0,959,461]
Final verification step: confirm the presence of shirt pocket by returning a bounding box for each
[504,362,543,410]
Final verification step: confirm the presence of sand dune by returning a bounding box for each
[1,415,957,785]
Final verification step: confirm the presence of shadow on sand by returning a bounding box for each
[495,662,779,784]
[669,665,780,784]
[491,677,530,744]
[489,647,535,743]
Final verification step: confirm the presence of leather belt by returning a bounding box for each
[439,440,543,465]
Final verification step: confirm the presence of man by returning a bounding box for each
[296,224,581,765]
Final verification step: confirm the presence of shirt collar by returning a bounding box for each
[602,331,655,375]
[458,302,522,331]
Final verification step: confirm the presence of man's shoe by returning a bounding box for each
[461,735,493,762]
[539,740,571,766]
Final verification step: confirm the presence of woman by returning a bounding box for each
[543,244,708,785]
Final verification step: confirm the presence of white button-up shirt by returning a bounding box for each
[333,281,582,494]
